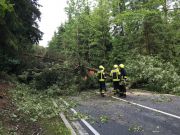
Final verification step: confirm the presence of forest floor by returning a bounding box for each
[0,82,43,135]
[0,82,70,135]
[67,88,180,135]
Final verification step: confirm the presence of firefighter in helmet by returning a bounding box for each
[119,64,127,98]
[97,65,106,97]
[110,65,120,95]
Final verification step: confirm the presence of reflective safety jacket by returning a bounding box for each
[97,70,106,82]
[110,69,120,82]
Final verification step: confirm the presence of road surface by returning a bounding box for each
[67,89,180,135]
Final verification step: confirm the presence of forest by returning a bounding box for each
[0,0,180,134]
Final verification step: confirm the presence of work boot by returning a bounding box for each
[122,93,126,98]
[118,92,124,97]
[101,90,105,97]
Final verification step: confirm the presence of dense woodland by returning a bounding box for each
[0,0,42,72]
[47,0,180,94]
[0,0,180,134]
[0,0,180,94]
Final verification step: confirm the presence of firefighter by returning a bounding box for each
[119,64,127,98]
[97,65,106,97]
[110,65,120,95]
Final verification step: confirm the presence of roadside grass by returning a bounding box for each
[41,118,71,135]
[3,83,71,135]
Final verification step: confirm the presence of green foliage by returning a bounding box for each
[45,0,180,94]
[0,121,6,135]
[11,84,57,120]
[0,52,21,73]
[0,71,16,82]
[48,0,112,67]
[11,84,68,121]
[34,67,60,90]
[0,0,42,73]
[47,84,78,96]
[126,55,180,94]
[0,71,11,82]
[128,124,144,132]
[18,71,30,83]
[0,0,13,20]
[28,63,79,95]
[100,115,109,123]
[42,118,71,135]
[10,83,71,135]
[79,76,99,90]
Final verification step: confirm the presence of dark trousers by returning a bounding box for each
[113,81,119,90]
[119,84,126,96]
[99,81,106,92]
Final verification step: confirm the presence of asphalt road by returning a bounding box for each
[69,89,180,135]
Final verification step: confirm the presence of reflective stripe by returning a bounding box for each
[98,71,105,82]
[113,79,120,81]
[111,69,120,81]
[99,79,105,82]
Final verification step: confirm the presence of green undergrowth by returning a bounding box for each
[126,55,180,95]
[0,121,6,135]
[41,118,71,135]
[9,83,71,135]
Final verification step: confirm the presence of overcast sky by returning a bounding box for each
[38,0,67,47]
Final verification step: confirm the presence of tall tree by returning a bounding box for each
[48,0,180,71]
[0,0,42,72]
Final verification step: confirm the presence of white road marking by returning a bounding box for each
[72,121,89,135]
[96,91,180,120]
[60,113,77,135]
[111,96,180,120]
[60,98,100,135]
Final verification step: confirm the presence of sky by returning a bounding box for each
[38,0,67,47]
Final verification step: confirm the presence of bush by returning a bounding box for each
[0,71,11,82]
[31,63,79,96]
[79,76,99,91]
[0,71,17,83]
[34,68,59,90]
[17,63,99,96]
[47,84,78,96]
[18,71,29,83]
[126,55,180,94]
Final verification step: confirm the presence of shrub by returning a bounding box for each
[47,84,78,96]
[0,71,17,83]
[0,71,11,82]
[34,68,59,90]
[126,55,180,94]
[79,76,99,91]
[32,63,79,96]
[18,71,29,83]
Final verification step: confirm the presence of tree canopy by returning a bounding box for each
[0,0,42,72]
[46,0,180,93]
[48,0,180,68]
